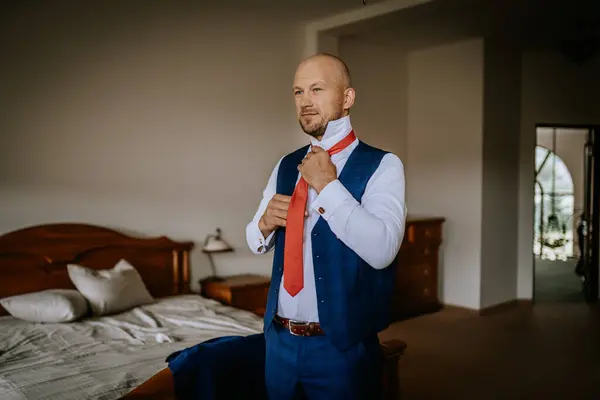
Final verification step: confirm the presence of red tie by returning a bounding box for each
[283,130,357,297]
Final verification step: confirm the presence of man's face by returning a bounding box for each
[293,58,348,139]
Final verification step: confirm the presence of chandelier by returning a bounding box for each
[540,128,568,250]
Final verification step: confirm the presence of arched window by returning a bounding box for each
[534,145,575,260]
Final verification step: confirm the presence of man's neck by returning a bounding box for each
[311,115,352,146]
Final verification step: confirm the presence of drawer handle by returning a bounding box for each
[423,268,430,276]
[423,288,430,296]
[423,248,430,255]
[407,226,415,244]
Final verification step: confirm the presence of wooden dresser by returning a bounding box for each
[390,216,445,321]
[199,274,270,316]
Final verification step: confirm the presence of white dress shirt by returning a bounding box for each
[246,116,407,322]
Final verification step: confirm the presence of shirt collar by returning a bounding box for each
[308,115,354,151]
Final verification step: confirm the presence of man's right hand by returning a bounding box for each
[258,194,291,238]
[258,194,309,239]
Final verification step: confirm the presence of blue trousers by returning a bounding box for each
[265,323,383,399]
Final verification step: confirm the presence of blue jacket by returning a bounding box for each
[166,334,267,400]
[263,141,398,351]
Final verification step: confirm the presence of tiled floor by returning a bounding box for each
[381,290,600,398]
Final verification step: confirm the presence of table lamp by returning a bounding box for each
[202,228,233,281]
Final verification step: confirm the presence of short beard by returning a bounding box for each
[300,120,327,138]
[299,109,344,139]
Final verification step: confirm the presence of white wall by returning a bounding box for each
[0,4,316,291]
[407,38,484,309]
[518,51,600,299]
[407,44,600,307]
[338,37,408,161]
[479,39,521,309]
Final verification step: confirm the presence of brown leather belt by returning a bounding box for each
[274,315,325,337]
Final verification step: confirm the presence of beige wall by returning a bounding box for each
[518,51,600,299]
[405,45,600,306]
[407,38,484,309]
[338,37,408,161]
[0,5,317,290]
[479,39,522,308]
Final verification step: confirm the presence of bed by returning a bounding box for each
[0,223,406,400]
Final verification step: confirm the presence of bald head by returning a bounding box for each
[298,53,351,89]
[293,53,355,139]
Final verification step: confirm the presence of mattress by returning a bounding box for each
[0,295,264,400]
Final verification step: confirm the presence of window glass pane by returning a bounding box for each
[536,150,574,194]
[535,146,549,171]
[534,145,575,260]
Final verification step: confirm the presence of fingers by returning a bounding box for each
[262,211,287,230]
[273,194,291,203]
[263,216,286,228]
[265,195,308,229]
[270,206,308,218]
[267,208,287,220]
[269,195,291,214]
[310,145,325,153]
[268,201,307,216]
[271,216,287,227]
[270,200,289,211]
[266,211,307,229]
[298,156,307,171]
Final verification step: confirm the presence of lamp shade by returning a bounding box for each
[202,228,233,253]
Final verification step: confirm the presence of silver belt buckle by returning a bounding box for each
[288,319,309,336]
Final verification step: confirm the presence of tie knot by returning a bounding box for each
[327,130,356,156]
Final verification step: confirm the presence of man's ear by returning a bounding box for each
[343,87,355,111]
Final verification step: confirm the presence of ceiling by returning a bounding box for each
[326,0,600,58]
[0,0,390,25]
[255,0,392,20]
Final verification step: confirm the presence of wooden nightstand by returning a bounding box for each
[199,274,271,316]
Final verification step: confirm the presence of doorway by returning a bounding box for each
[533,124,599,303]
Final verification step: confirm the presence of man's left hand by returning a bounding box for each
[298,146,337,193]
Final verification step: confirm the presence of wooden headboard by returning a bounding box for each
[0,223,194,316]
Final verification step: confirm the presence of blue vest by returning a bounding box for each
[263,141,398,351]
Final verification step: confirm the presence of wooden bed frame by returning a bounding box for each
[0,223,406,399]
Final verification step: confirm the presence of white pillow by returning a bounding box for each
[0,289,89,323]
[67,259,154,316]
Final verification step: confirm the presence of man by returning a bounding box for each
[246,53,407,399]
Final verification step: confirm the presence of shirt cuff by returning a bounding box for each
[248,221,275,254]
[311,179,358,221]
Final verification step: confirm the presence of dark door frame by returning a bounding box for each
[583,125,599,302]
[533,123,599,303]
